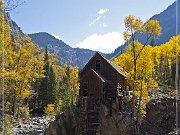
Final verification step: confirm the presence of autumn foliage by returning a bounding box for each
[115,16,179,117]
[0,10,79,120]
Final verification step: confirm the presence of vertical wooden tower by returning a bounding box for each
[79,52,127,135]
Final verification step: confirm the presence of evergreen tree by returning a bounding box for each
[38,46,50,109]
[48,65,56,104]
[55,65,71,111]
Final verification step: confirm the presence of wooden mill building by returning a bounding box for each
[79,52,128,135]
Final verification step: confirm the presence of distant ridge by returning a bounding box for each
[29,32,96,68]
[107,0,180,57]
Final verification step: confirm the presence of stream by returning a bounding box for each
[13,116,55,135]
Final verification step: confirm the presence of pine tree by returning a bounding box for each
[55,65,72,111]
[48,65,56,104]
[37,46,58,111]
[38,46,50,109]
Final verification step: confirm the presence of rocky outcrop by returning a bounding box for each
[44,102,133,135]
[45,107,81,135]
[98,103,133,135]
[140,98,180,134]
[46,98,179,135]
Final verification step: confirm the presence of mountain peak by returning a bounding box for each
[30,32,50,35]
[29,32,96,68]
[29,32,61,41]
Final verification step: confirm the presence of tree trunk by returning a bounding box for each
[12,92,16,116]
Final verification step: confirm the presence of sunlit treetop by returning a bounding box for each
[123,15,162,41]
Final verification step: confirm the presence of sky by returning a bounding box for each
[10,0,176,53]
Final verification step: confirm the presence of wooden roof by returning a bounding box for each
[101,54,126,77]
[80,52,126,77]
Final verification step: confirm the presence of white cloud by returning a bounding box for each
[98,8,110,15]
[89,8,110,27]
[100,23,108,28]
[89,16,102,26]
[51,34,61,40]
[75,32,125,53]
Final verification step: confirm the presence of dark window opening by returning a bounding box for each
[96,59,101,70]
[83,83,88,96]
[82,98,87,111]
[82,99,85,107]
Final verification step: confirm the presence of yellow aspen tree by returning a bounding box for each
[115,15,161,134]
[70,66,79,105]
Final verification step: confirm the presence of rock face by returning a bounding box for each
[45,102,134,135]
[140,98,180,135]
[98,103,133,135]
[45,108,81,135]
[46,98,179,135]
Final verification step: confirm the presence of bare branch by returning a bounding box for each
[4,0,26,11]
[135,32,153,62]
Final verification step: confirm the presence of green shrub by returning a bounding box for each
[4,115,13,135]
[19,105,30,120]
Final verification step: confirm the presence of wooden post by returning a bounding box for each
[110,98,112,116]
